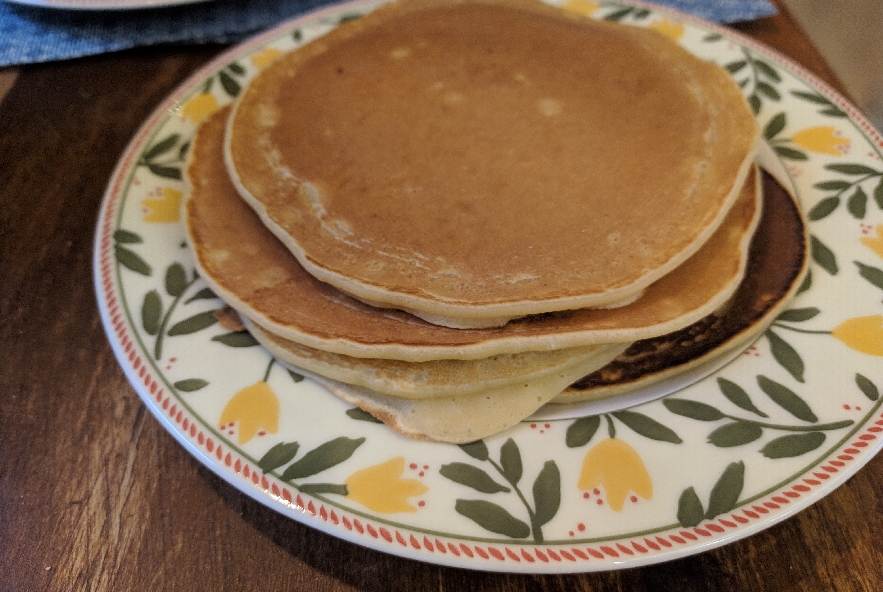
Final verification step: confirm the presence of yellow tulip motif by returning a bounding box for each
[790,126,850,156]
[142,187,182,223]
[832,315,883,356]
[180,92,220,125]
[648,19,685,41]
[219,381,280,444]
[250,47,283,70]
[861,224,883,259]
[345,457,429,513]
[561,0,599,16]
[577,438,652,511]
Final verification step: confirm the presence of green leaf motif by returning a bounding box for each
[499,439,522,486]
[227,61,246,75]
[219,70,241,97]
[299,483,348,496]
[773,146,808,161]
[142,134,180,161]
[756,81,781,101]
[825,163,880,176]
[174,378,208,392]
[708,421,763,447]
[796,269,812,295]
[748,95,762,115]
[754,60,782,82]
[725,60,747,74]
[345,407,382,423]
[791,90,831,105]
[165,263,188,297]
[810,235,838,275]
[763,112,786,140]
[603,6,634,21]
[454,499,530,539]
[717,377,768,417]
[776,307,820,322]
[760,432,826,459]
[813,180,852,191]
[116,245,152,276]
[757,375,818,423]
[663,398,725,421]
[146,163,182,180]
[848,187,868,219]
[258,441,300,473]
[186,287,216,303]
[855,374,879,401]
[808,196,840,221]
[765,329,805,383]
[168,310,218,336]
[612,410,682,443]
[114,229,143,244]
[791,91,847,116]
[874,177,883,209]
[565,415,601,448]
[288,370,304,383]
[677,487,705,527]
[212,331,259,347]
[280,437,365,480]
[459,440,490,461]
[532,461,561,528]
[439,462,510,494]
[821,107,848,117]
[336,12,364,24]
[141,290,162,336]
[855,261,883,291]
[706,461,744,519]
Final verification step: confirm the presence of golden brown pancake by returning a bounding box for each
[187,106,761,362]
[244,316,628,399]
[556,172,809,404]
[308,366,588,443]
[240,173,807,440]
[225,0,758,327]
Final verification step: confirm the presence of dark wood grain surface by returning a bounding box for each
[2,4,882,591]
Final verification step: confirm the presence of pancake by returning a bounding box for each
[297,365,597,443]
[230,171,805,440]
[188,107,762,362]
[225,0,758,328]
[242,173,806,441]
[244,317,629,399]
[556,172,809,404]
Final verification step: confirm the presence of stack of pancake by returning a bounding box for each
[182,0,808,443]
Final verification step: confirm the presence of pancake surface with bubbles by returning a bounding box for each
[225,0,759,328]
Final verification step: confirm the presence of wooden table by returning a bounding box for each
[2,3,882,590]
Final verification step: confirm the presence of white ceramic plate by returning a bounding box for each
[94,0,883,572]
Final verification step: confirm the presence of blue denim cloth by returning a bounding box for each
[0,0,775,67]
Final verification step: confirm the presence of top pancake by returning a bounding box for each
[226,0,758,327]
[188,106,761,363]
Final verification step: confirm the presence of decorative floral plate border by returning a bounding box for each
[93,0,883,573]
